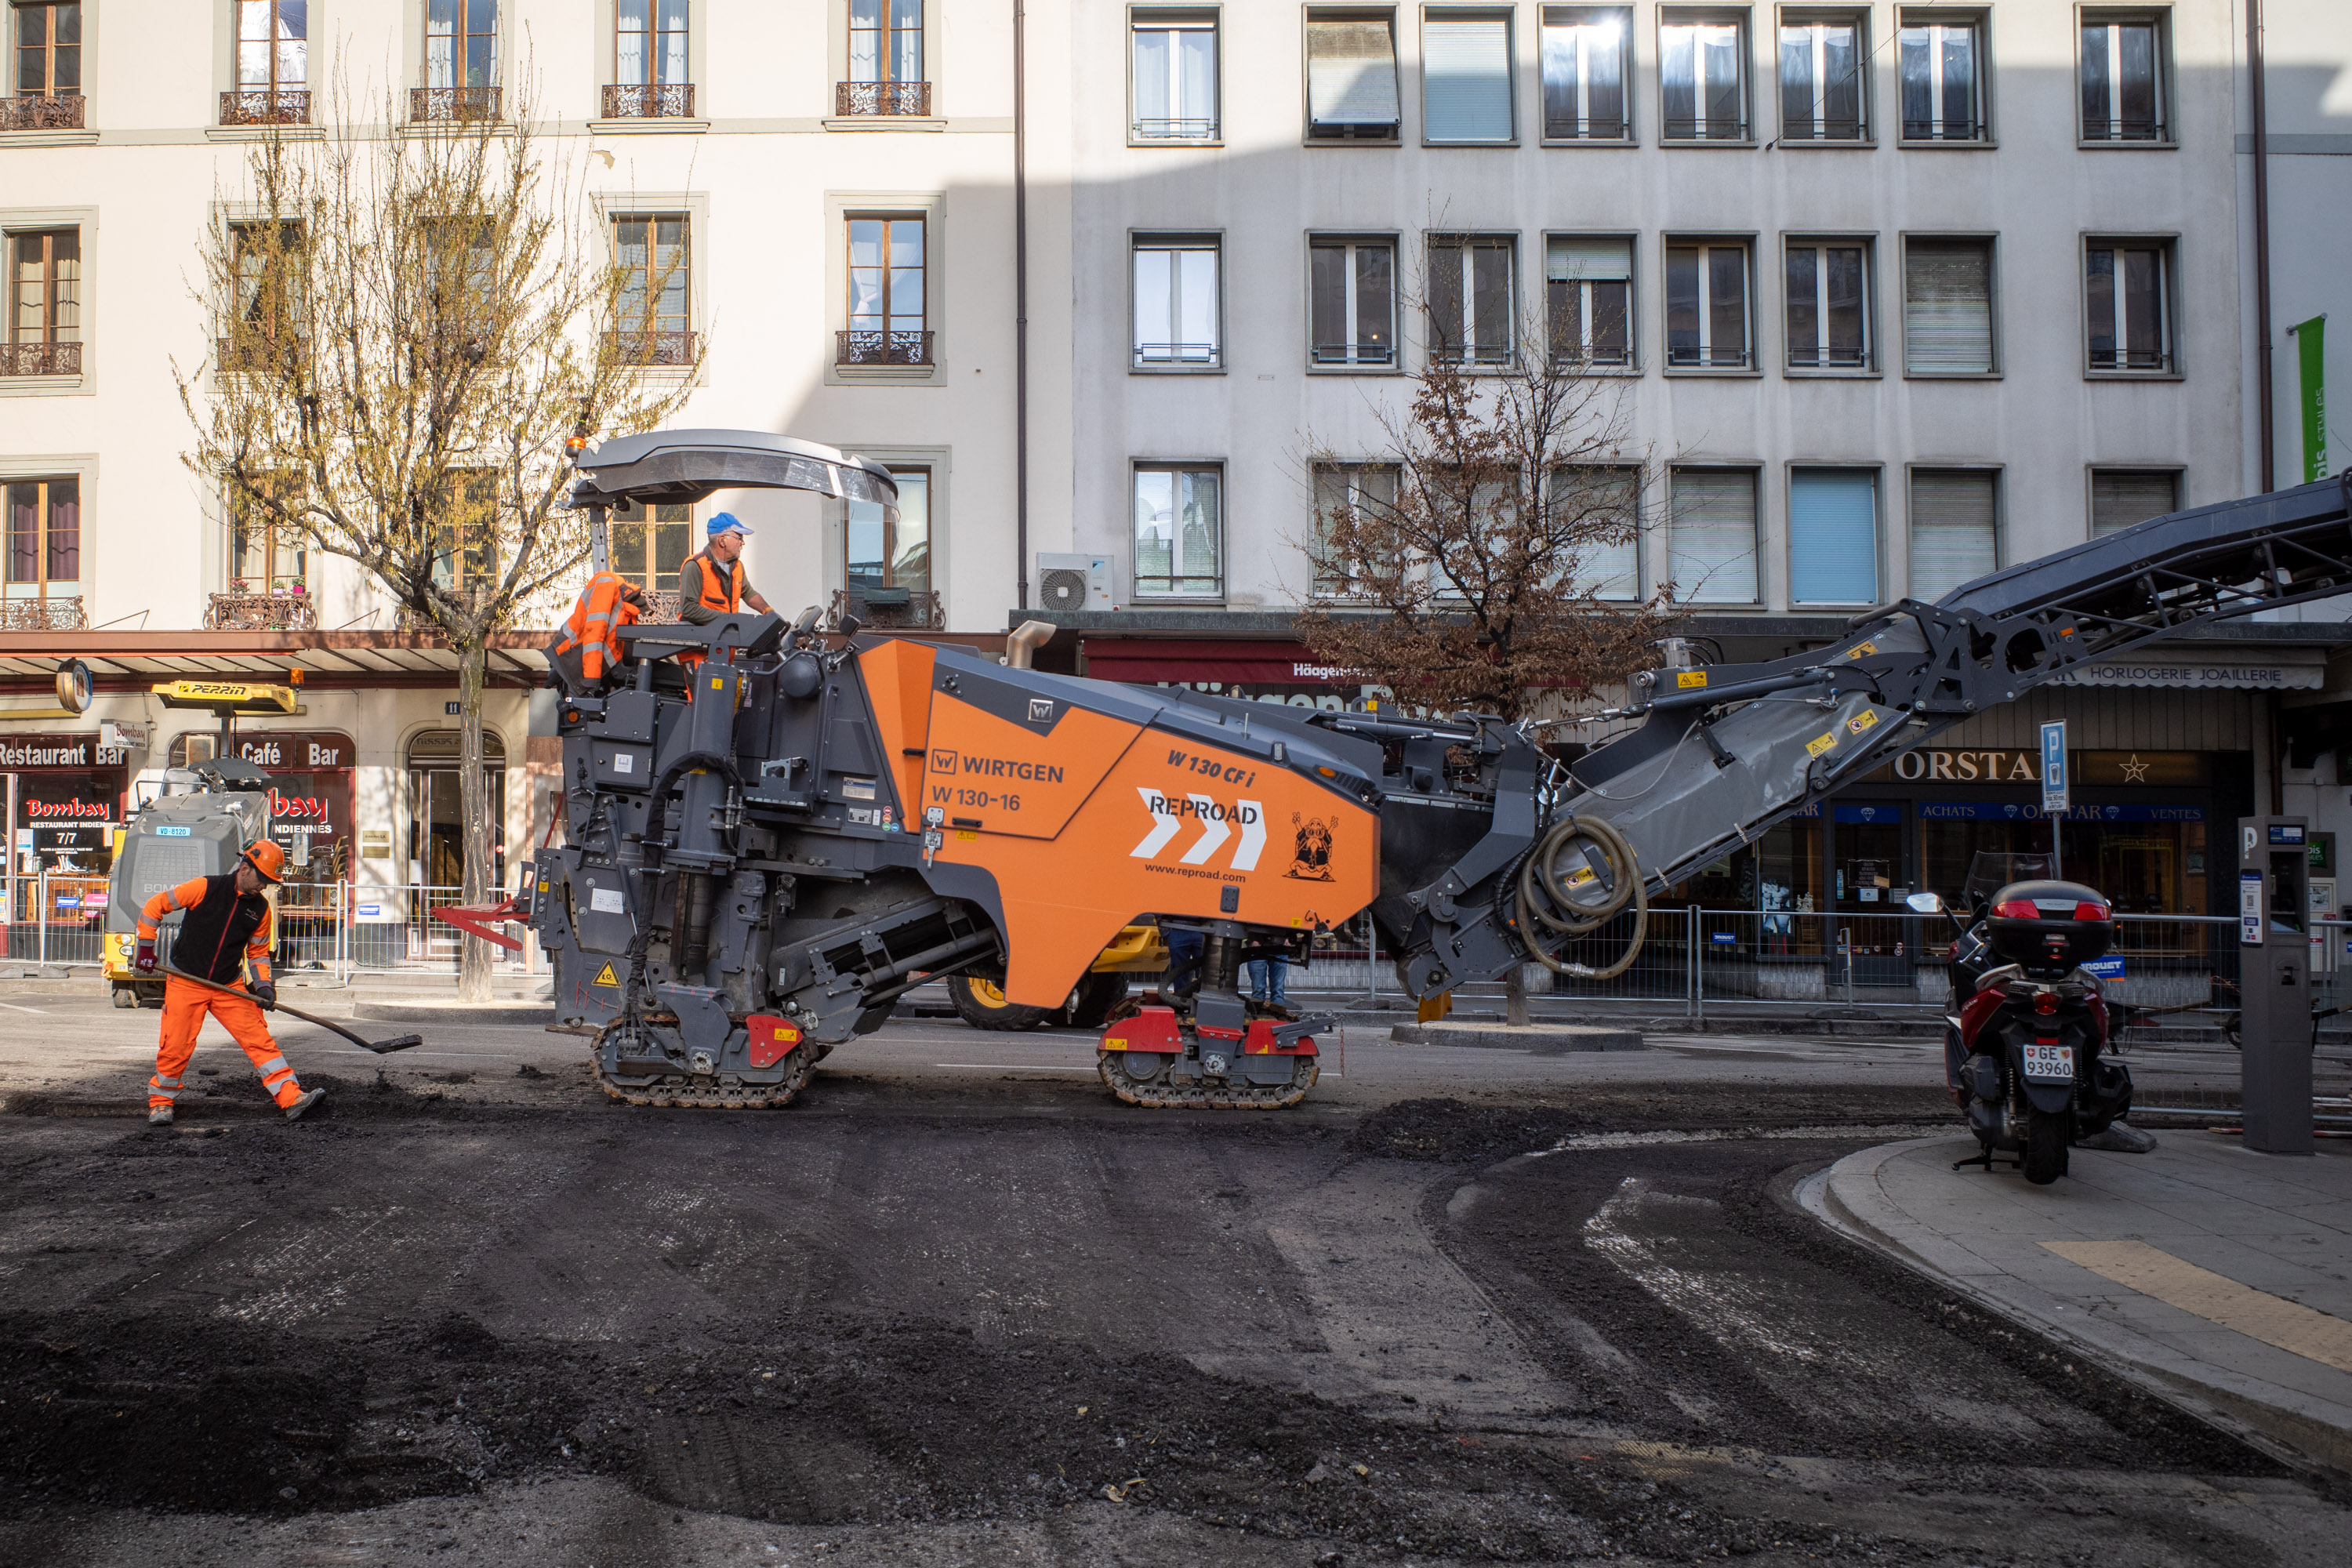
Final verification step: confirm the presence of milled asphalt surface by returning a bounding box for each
[1,993,2347,1566]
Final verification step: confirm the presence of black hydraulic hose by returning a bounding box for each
[1515,815,1646,981]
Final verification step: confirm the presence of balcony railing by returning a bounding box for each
[837,328,934,367]
[835,80,931,117]
[638,589,682,622]
[0,342,82,376]
[0,94,84,132]
[830,586,942,631]
[603,328,699,368]
[409,86,503,125]
[220,88,311,126]
[602,82,695,119]
[205,591,317,632]
[215,334,307,375]
[1665,343,1752,369]
[1131,117,1218,140]
[0,597,87,632]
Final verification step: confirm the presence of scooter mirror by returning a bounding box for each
[1905,891,1944,913]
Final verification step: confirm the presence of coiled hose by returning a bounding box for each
[1515,815,1648,981]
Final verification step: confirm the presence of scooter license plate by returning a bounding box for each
[2022,1041,2074,1082]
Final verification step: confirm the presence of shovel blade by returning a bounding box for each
[366,1035,426,1054]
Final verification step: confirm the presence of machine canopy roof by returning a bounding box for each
[567,429,899,510]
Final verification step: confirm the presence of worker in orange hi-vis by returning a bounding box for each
[133,840,325,1127]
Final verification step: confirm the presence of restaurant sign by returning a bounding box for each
[0,731,133,770]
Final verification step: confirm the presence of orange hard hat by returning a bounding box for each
[241,840,286,884]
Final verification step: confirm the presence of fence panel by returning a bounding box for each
[347,884,532,974]
[1697,909,1946,1008]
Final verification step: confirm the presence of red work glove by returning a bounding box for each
[134,940,157,973]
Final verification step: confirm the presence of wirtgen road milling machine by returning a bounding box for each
[527,430,2352,1111]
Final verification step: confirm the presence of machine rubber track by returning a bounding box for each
[1095,1051,1319,1109]
[590,1023,817,1109]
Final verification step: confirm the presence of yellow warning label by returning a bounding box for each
[1806,732,1839,758]
[1846,710,1879,735]
[592,963,619,987]
[1847,641,1877,659]
[1675,670,1708,688]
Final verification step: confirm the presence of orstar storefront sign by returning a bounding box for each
[1869,749,2210,786]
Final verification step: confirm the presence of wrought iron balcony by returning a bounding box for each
[638,589,682,622]
[215,334,307,375]
[0,342,82,376]
[220,88,311,126]
[837,329,934,367]
[0,93,84,132]
[603,328,699,368]
[409,85,503,125]
[205,591,317,631]
[0,597,87,632]
[834,80,931,117]
[602,82,695,119]
[830,586,941,631]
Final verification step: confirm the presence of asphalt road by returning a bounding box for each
[0,998,2342,1567]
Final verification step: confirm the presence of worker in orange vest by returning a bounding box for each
[547,570,646,696]
[133,840,325,1126]
[677,514,773,674]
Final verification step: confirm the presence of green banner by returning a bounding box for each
[2293,315,2328,484]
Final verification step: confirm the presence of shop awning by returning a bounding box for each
[1080,638,1353,685]
[0,630,554,699]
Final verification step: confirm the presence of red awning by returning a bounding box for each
[1079,639,1352,685]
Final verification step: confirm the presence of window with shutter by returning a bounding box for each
[1788,470,1878,605]
[1546,236,1632,365]
[1422,14,1512,143]
[1902,238,1993,375]
[1306,13,1401,140]
[1907,470,1997,600]
[1555,465,1642,601]
[1666,469,1757,603]
[2089,470,2178,538]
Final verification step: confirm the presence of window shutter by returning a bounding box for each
[1908,470,1997,600]
[1423,18,1512,141]
[1667,470,1758,603]
[1788,470,1879,605]
[1547,236,1631,282]
[2091,471,2178,537]
[1307,19,1400,128]
[1904,242,1992,373]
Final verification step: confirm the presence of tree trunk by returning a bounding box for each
[456,636,494,1003]
[1506,964,1530,1028]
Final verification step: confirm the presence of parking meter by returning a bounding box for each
[2238,816,2314,1155]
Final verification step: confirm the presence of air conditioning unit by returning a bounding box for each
[1035,553,1117,614]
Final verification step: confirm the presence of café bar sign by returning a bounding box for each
[1870,749,2210,786]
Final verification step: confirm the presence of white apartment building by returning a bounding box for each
[2,1,2350,931]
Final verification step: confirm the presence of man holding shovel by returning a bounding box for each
[133,840,324,1126]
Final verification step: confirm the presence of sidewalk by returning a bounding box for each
[1803,1131,2352,1478]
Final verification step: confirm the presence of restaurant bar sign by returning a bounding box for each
[0,732,133,770]
[1867,749,2211,786]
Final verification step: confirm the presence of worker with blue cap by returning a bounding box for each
[678,510,774,627]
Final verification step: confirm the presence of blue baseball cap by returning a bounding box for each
[707,511,753,538]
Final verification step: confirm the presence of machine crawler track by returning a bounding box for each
[1095,1051,1319,1109]
[590,1025,817,1109]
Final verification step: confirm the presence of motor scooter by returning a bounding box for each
[1911,855,2134,1185]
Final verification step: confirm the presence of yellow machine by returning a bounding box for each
[946,923,1168,1031]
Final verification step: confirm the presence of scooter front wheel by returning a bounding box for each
[2024,1107,2071,1185]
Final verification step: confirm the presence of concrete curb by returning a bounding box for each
[351,1000,554,1025]
[1389,1022,1646,1054]
[1798,1138,2352,1480]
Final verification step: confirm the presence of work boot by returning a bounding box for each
[148,1105,172,1127]
[283,1087,325,1122]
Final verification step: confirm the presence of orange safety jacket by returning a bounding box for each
[677,550,746,677]
[554,572,644,682]
[139,874,274,988]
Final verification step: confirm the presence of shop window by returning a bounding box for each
[405,728,506,893]
[1758,816,1823,952]
[609,497,691,595]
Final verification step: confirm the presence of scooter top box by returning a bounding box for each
[1984,880,2114,969]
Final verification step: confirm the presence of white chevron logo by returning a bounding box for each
[1131,789,1266,869]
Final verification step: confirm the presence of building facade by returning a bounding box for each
[5,1,2352,956]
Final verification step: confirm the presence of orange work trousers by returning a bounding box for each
[150,976,303,1112]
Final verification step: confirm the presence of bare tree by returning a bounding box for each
[179,75,699,1000]
[1294,262,1680,1018]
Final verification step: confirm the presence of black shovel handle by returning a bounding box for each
[156,964,426,1055]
